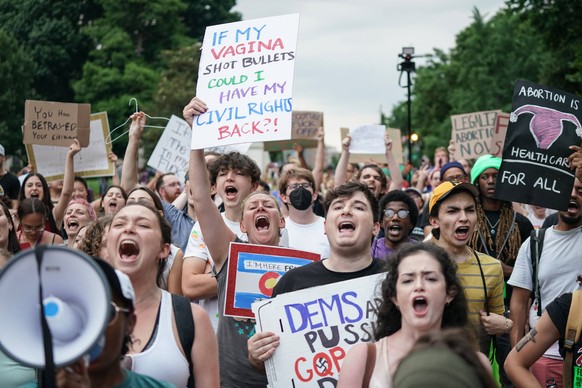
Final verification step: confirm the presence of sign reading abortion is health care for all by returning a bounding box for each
[252,273,383,388]
[495,79,582,211]
[192,14,300,149]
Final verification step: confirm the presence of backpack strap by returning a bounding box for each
[564,290,582,388]
[362,342,377,388]
[172,294,196,388]
[530,228,547,316]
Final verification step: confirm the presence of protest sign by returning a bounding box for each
[495,80,582,210]
[263,111,324,151]
[205,142,252,155]
[23,100,90,147]
[490,113,509,157]
[340,127,404,165]
[192,14,300,149]
[450,110,501,160]
[26,112,114,180]
[147,115,191,181]
[225,242,320,319]
[252,273,383,387]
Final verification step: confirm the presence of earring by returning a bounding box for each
[395,304,400,310]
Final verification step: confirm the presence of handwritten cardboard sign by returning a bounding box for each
[23,100,90,147]
[225,242,320,319]
[264,111,324,151]
[490,113,509,157]
[340,127,404,165]
[252,273,383,387]
[450,110,501,160]
[192,14,300,149]
[147,115,191,181]
[496,79,582,211]
[26,112,114,180]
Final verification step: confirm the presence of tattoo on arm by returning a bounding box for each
[516,327,538,352]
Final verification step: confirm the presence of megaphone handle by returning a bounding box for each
[35,245,56,388]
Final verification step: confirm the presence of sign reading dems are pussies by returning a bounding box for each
[192,14,300,149]
[253,274,383,388]
[495,80,582,211]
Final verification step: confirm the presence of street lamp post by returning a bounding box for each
[397,47,416,166]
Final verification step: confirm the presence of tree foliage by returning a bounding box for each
[0,0,240,161]
[384,7,553,161]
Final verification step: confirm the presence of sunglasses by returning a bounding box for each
[383,209,410,219]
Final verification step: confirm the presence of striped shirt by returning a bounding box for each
[456,250,505,324]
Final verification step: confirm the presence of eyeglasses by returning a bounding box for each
[21,224,45,233]
[288,182,312,191]
[108,302,131,326]
[384,209,410,219]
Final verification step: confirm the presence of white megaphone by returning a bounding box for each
[0,246,110,368]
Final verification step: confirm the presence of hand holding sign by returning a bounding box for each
[569,145,582,183]
[248,331,280,370]
[182,97,209,127]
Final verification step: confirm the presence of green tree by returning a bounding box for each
[185,0,241,40]
[0,0,100,102]
[0,30,36,156]
[508,0,582,95]
[386,7,550,163]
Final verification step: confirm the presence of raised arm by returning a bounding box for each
[312,127,325,191]
[120,112,145,192]
[184,97,236,272]
[53,139,81,229]
[334,135,351,187]
[385,132,403,191]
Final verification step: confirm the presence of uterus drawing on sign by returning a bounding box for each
[510,104,582,150]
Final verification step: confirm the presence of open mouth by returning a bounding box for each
[255,215,270,231]
[413,297,428,314]
[225,186,238,199]
[119,240,139,261]
[67,220,79,230]
[454,226,470,240]
[338,221,355,233]
[568,199,579,212]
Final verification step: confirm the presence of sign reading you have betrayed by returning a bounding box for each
[192,14,300,149]
[496,79,582,211]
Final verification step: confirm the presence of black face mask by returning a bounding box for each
[289,186,312,210]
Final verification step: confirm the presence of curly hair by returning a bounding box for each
[78,215,113,258]
[208,151,261,186]
[374,243,469,341]
[378,190,419,228]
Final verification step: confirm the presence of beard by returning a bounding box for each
[559,212,582,226]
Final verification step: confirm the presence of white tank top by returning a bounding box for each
[128,290,190,387]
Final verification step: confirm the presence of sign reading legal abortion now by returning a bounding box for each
[252,273,383,387]
[225,243,320,319]
[192,14,300,149]
[450,110,501,160]
[495,80,582,211]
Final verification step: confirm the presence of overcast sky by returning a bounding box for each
[233,0,507,150]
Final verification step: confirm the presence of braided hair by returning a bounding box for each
[470,199,521,266]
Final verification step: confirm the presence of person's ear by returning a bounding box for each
[372,221,381,236]
[446,285,458,305]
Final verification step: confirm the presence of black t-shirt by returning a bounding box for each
[272,259,386,297]
[546,293,581,375]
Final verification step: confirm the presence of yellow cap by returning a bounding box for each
[429,181,478,214]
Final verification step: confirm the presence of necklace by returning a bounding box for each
[485,216,500,236]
